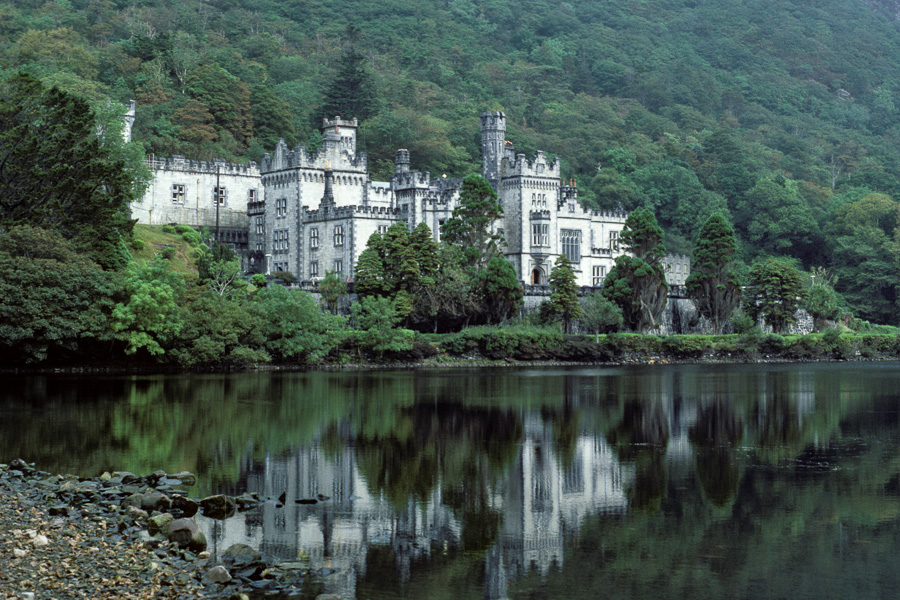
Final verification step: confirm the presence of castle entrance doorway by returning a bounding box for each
[531,268,543,285]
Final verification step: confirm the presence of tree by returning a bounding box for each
[319,270,347,314]
[111,257,185,356]
[685,213,742,334]
[479,256,524,324]
[0,225,116,364]
[545,255,583,333]
[0,73,139,269]
[441,174,503,269]
[602,208,668,333]
[827,193,900,326]
[744,258,807,333]
[351,296,414,359]
[580,292,624,342]
[197,243,242,297]
[321,49,379,122]
[255,285,344,363]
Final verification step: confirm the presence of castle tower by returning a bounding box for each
[481,111,506,191]
[395,149,410,174]
[322,116,358,158]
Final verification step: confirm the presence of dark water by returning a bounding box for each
[3,363,900,599]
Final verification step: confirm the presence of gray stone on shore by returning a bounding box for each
[222,543,261,567]
[170,471,197,486]
[140,492,172,512]
[200,494,237,519]
[148,513,174,535]
[203,565,231,584]
[171,495,199,518]
[164,518,207,552]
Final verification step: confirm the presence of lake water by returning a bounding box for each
[3,363,900,599]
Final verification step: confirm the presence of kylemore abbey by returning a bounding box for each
[131,111,691,288]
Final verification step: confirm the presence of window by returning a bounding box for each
[275,198,287,218]
[531,193,537,209]
[561,229,581,264]
[334,224,345,246]
[213,186,226,205]
[172,184,185,203]
[256,243,263,252]
[532,223,549,247]
[333,259,343,274]
[377,224,389,236]
[309,261,319,278]
[255,217,264,235]
[592,265,606,286]
[248,189,256,202]
[310,228,319,249]
[274,229,289,253]
[568,202,575,213]
[609,230,619,251]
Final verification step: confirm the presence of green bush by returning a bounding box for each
[661,335,711,358]
[181,229,202,247]
[131,239,145,250]
[250,273,267,288]
[731,313,757,335]
[160,246,176,260]
[161,225,176,234]
[174,224,193,234]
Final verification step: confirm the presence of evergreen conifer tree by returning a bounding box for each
[546,255,583,333]
[602,208,668,333]
[441,174,503,269]
[685,212,741,334]
[321,49,378,122]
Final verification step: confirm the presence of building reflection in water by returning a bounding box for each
[200,420,633,599]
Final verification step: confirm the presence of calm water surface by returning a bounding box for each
[3,363,900,599]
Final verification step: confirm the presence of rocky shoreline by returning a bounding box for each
[0,460,330,600]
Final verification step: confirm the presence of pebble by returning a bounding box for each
[0,461,314,598]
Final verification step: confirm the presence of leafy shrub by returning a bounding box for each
[131,239,145,250]
[661,335,711,358]
[160,246,176,260]
[250,273,267,288]
[161,225,176,234]
[759,334,787,353]
[181,229,202,247]
[731,313,756,334]
[174,224,193,234]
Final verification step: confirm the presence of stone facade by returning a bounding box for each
[132,155,259,253]
[254,113,635,286]
[133,110,688,288]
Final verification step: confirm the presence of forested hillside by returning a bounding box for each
[3,0,900,323]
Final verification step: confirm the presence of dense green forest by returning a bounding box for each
[2,0,900,325]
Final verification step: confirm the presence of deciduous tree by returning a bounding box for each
[744,257,807,333]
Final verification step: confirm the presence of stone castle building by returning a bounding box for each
[252,112,632,287]
[133,111,688,287]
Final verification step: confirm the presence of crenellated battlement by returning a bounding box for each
[323,116,358,129]
[480,111,506,132]
[392,170,431,188]
[304,204,398,222]
[145,156,259,176]
[260,139,367,173]
[502,150,561,179]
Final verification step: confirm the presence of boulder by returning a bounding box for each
[140,492,172,512]
[221,543,261,567]
[200,495,236,519]
[164,518,207,553]
[148,513,174,536]
[171,495,199,518]
[170,471,197,486]
[202,565,231,584]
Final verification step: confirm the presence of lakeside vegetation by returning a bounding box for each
[3,2,900,367]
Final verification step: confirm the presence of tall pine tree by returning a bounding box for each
[321,49,378,122]
[685,212,741,334]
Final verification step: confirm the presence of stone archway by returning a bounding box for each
[531,268,543,285]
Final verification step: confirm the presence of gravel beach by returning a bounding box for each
[0,461,313,600]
